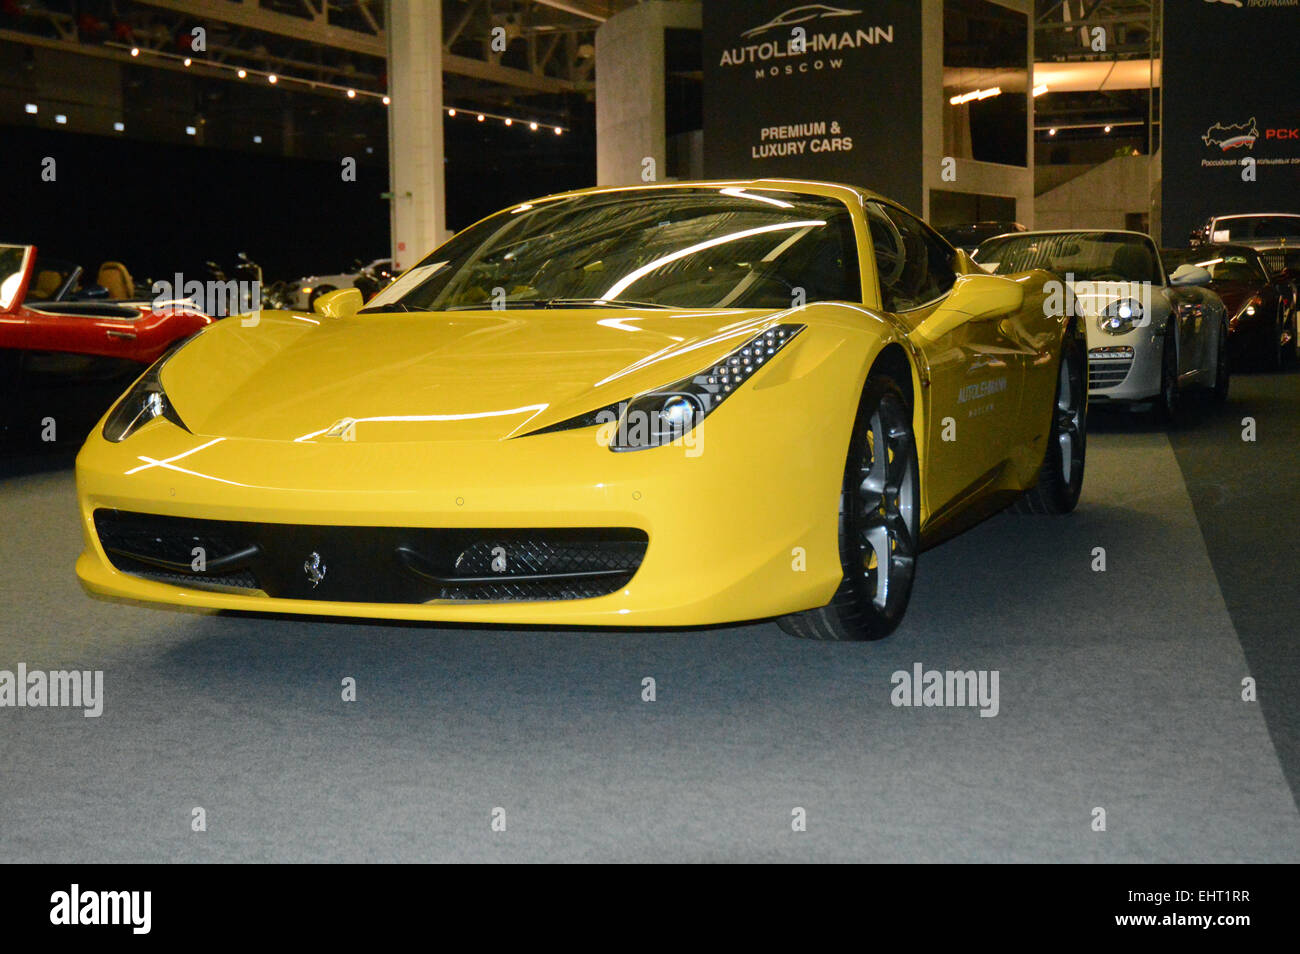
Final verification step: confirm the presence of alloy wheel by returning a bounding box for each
[853,393,917,612]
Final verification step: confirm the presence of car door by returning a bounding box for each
[866,202,1026,513]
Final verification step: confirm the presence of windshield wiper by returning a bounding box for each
[444,297,675,311]
[357,301,416,314]
[544,298,674,309]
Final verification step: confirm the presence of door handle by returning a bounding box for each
[106,330,136,340]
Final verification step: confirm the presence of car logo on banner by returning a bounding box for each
[741,4,863,38]
[1202,118,1259,151]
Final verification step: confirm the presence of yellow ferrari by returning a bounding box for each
[75,180,1086,640]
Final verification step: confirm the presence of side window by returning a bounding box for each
[866,202,957,311]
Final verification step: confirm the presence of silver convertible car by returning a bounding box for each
[973,230,1229,422]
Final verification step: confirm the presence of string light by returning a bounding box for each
[105,41,571,132]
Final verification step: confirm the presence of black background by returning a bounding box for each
[1162,2,1300,242]
[0,118,595,286]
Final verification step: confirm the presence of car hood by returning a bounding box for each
[162,307,783,442]
[1068,280,1164,318]
[1207,280,1260,315]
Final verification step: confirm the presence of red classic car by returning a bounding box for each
[1163,244,1297,370]
[1,244,214,447]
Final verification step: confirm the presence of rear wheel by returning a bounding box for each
[778,376,919,641]
[1212,321,1230,403]
[1014,325,1086,514]
[1268,306,1286,371]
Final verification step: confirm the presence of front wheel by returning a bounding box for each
[778,375,920,641]
[1014,325,1086,514]
[1153,328,1182,426]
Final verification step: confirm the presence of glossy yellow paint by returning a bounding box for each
[74,178,1070,625]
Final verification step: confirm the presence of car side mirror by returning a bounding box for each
[313,287,363,318]
[1170,264,1212,287]
[913,274,1024,342]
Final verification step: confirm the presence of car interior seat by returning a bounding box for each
[32,270,64,299]
[1110,244,1154,282]
[96,262,134,300]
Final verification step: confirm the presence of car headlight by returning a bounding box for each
[102,348,189,442]
[1238,295,1263,319]
[609,324,804,451]
[1098,298,1144,335]
[523,323,805,449]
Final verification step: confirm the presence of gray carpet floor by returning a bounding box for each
[1,389,1297,861]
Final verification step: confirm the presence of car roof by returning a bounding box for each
[539,178,894,209]
[1211,212,1300,219]
[998,229,1153,239]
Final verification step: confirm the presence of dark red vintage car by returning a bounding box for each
[1,244,214,447]
[1163,244,1297,370]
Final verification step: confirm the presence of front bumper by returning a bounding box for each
[1087,323,1163,403]
[74,386,851,627]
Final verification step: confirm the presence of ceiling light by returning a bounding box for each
[183,57,192,67]
[347,89,356,98]
[24,103,37,114]
[477,113,485,122]
[1104,125,1112,133]
[529,121,538,131]
[185,125,197,135]
[267,74,277,84]
[55,114,67,124]
[554,126,562,135]
[382,95,390,105]
[1049,128,1057,136]
[237,69,247,78]
[504,117,512,126]
[1032,83,1049,97]
[114,121,124,131]
[447,107,456,116]
[130,47,139,57]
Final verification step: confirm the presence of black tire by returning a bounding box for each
[1212,320,1230,403]
[1265,306,1285,371]
[778,375,919,641]
[1153,325,1182,426]
[1288,308,1299,368]
[1013,323,1086,514]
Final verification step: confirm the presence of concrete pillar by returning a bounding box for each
[920,0,1034,226]
[596,1,701,186]
[386,0,446,271]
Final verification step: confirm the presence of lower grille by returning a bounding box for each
[1258,249,1289,275]
[1089,349,1134,390]
[93,509,647,604]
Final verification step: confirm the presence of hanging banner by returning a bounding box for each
[1162,0,1300,244]
[702,1,925,211]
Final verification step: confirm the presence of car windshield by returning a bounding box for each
[1211,215,1300,242]
[973,232,1163,284]
[1165,247,1266,283]
[361,187,861,312]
